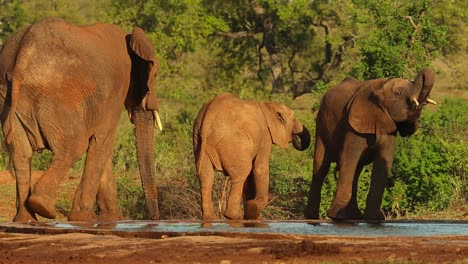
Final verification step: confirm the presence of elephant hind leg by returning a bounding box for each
[224,165,251,220]
[243,172,262,219]
[197,153,217,220]
[29,142,87,219]
[9,132,36,222]
[305,136,330,219]
[243,163,269,220]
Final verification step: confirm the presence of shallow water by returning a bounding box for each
[46,220,468,237]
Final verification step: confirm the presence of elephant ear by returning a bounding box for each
[128,27,159,110]
[348,79,396,135]
[260,102,289,148]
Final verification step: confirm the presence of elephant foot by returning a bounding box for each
[28,194,56,219]
[224,207,243,220]
[244,200,260,220]
[363,208,386,221]
[201,222,214,228]
[13,210,37,222]
[97,211,122,222]
[202,213,218,221]
[304,206,320,219]
[326,204,349,220]
[345,204,363,220]
[68,209,95,222]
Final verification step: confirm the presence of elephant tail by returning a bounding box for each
[193,99,220,174]
[4,77,22,145]
[193,110,209,175]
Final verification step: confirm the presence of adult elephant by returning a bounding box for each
[193,93,311,220]
[0,17,162,222]
[304,68,436,221]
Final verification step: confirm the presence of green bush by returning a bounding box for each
[351,0,447,79]
[267,146,312,219]
[384,98,467,217]
[116,173,148,220]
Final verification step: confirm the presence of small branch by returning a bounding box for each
[251,2,266,15]
[217,31,257,39]
[257,42,265,87]
[405,15,421,61]
[405,16,418,29]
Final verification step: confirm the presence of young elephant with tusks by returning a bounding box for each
[193,93,311,220]
[304,68,436,220]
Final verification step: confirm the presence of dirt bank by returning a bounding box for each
[1,227,467,264]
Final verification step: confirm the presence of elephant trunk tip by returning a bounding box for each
[413,68,436,105]
[292,125,311,151]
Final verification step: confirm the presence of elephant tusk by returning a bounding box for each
[128,111,133,123]
[153,110,163,131]
[412,97,420,106]
[140,95,148,111]
[426,98,437,105]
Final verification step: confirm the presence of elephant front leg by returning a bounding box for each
[364,144,395,221]
[305,137,330,219]
[345,162,364,220]
[69,135,115,221]
[327,137,364,220]
[95,157,122,222]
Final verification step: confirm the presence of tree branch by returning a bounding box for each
[405,16,418,29]
[217,31,257,39]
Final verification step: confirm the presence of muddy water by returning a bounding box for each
[36,220,468,237]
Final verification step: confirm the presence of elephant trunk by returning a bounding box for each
[292,122,311,151]
[133,108,159,220]
[411,68,436,107]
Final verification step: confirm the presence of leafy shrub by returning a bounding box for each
[116,173,148,220]
[384,98,467,217]
[351,0,447,79]
[267,147,311,219]
[55,182,74,217]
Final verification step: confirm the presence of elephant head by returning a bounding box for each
[124,28,161,219]
[261,102,311,151]
[348,68,436,137]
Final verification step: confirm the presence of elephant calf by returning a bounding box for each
[193,92,311,220]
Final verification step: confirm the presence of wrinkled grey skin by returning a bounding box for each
[0,17,160,222]
[304,68,436,220]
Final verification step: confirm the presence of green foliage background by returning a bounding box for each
[0,0,466,220]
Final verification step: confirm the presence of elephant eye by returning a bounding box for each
[277,113,286,124]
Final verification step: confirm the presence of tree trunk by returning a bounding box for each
[252,3,284,94]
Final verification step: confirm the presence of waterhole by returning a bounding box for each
[9,220,465,238]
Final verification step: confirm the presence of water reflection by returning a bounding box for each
[20,220,468,237]
[201,220,270,229]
